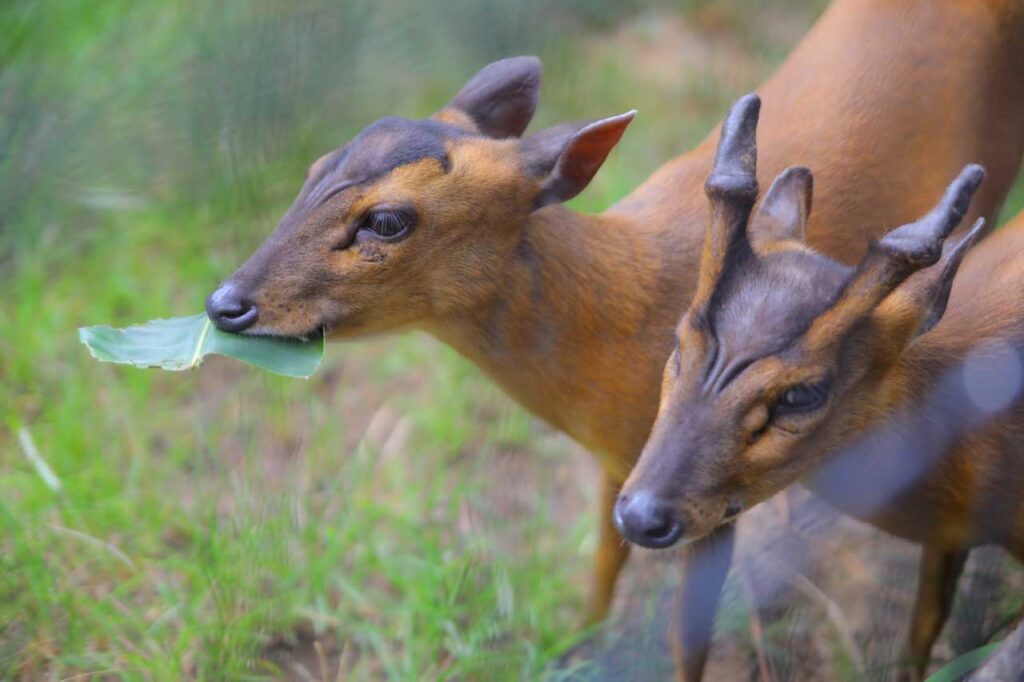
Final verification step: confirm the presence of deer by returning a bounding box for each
[616,93,1024,681]
[204,1,1024,679]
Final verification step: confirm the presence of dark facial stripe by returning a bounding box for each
[304,116,465,209]
[714,356,757,393]
[309,180,356,208]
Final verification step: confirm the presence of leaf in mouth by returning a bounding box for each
[79,313,324,378]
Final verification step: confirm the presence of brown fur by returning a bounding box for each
[211,2,1024,680]
[841,219,1024,560]
[623,152,1024,679]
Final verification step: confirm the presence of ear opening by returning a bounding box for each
[525,111,636,209]
[440,56,541,139]
[750,166,813,247]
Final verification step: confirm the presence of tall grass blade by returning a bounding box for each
[17,426,63,493]
[925,642,1002,682]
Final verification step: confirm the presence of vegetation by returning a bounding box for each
[1,0,1020,679]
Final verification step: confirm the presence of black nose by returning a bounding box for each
[206,283,258,332]
[614,491,683,549]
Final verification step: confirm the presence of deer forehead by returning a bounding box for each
[306,117,468,204]
[456,138,528,187]
[700,250,850,373]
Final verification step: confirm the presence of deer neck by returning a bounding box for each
[803,299,1014,541]
[426,204,699,473]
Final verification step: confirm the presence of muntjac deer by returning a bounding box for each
[617,95,1024,680]
[206,1,1024,678]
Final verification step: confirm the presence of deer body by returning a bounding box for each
[207,1,1024,679]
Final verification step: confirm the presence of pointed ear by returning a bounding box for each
[750,167,812,246]
[915,217,987,336]
[866,217,985,359]
[440,56,541,139]
[523,111,636,209]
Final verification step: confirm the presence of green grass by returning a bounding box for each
[0,196,600,678]
[2,0,1023,679]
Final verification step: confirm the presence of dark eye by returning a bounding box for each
[359,208,415,241]
[774,382,828,415]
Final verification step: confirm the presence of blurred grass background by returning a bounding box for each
[1,0,1022,680]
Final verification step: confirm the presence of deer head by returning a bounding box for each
[615,93,986,549]
[205,56,634,338]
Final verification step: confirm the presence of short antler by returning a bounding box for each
[706,94,761,203]
[876,164,985,268]
[807,164,985,347]
[693,94,761,311]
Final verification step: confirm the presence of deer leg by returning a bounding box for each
[671,523,736,682]
[901,546,968,682]
[584,471,631,624]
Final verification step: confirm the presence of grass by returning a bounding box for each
[2,0,1023,680]
[1,198,601,678]
[2,230,594,678]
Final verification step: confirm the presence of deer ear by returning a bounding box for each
[915,217,987,336]
[869,217,985,355]
[443,56,541,139]
[750,167,812,245]
[524,111,636,209]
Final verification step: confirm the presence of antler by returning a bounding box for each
[692,94,761,313]
[875,164,985,269]
[807,164,985,347]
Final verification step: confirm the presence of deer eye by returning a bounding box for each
[359,207,416,242]
[774,382,828,416]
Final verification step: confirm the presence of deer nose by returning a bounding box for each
[614,491,683,549]
[206,283,258,332]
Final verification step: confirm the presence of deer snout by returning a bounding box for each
[206,282,258,333]
[614,490,683,549]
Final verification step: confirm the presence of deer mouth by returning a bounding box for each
[722,499,744,521]
[234,319,326,343]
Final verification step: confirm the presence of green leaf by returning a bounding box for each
[925,642,1002,682]
[78,313,324,378]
